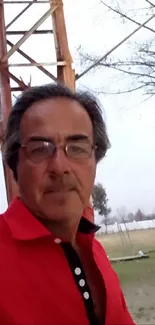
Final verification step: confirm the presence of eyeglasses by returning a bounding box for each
[21,140,96,164]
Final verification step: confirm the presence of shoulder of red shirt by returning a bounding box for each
[0,197,100,241]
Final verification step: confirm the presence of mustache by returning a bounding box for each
[44,175,76,193]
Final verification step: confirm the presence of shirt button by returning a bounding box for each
[79,279,85,287]
[74,267,81,275]
[83,291,89,300]
[54,238,61,244]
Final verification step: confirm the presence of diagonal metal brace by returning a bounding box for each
[6,39,58,82]
[0,5,58,62]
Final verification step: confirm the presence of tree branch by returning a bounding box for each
[76,11,155,80]
[145,0,155,9]
[97,84,146,95]
[102,64,155,79]
[100,0,155,35]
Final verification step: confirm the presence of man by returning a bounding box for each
[0,83,134,325]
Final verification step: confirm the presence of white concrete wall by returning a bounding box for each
[97,219,155,235]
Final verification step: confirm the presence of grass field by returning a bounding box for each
[97,229,155,324]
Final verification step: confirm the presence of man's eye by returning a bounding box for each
[31,146,45,153]
[70,146,85,152]
[29,146,49,156]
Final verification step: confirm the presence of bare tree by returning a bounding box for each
[76,0,155,97]
[116,206,128,223]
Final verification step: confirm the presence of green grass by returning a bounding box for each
[97,230,155,323]
[112,251,155,286]
[97,229,155,285]
[97,228,155,258]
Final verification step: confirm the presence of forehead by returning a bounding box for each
[20,97,93,141]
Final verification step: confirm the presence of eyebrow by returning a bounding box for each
[27,134,90,143]
[66,134,89,142]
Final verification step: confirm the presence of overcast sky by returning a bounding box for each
[1,0,155,215]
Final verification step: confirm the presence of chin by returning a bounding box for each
[41,201,81,221]
[37,191,82,219]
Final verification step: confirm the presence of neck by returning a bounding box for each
[40,217,80,246]
[20,197,82,246]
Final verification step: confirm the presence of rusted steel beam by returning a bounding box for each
[6,30,53,35]
[1,6,58,62]
[7,39,58,82]
[0,68,28,90]
[11,87,27,91]
[4,0,49,3]
[8,61,66,67]
[8,71,29,89]
[0,66,28,90]
[0,4,12,127]
[6,0,37,30]
[0,0,18,203]
[51,0,75,90]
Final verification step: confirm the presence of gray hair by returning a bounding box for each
[3,83,110,180]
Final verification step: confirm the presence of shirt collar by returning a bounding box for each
[3,197,100,241]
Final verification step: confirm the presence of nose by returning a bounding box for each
[47,147,71,175]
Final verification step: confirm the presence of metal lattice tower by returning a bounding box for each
[0,0,75,203]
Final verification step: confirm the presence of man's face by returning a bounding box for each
[17,97,96,222]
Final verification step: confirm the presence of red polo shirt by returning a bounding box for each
[83,204,94,223]
[0,198,134,325]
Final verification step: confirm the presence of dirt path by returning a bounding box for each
[123,283,155,324]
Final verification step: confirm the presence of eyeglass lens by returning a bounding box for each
[25,140,93,162]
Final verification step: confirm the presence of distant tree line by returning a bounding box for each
[107,209,155,225]
[92,184,155,229]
